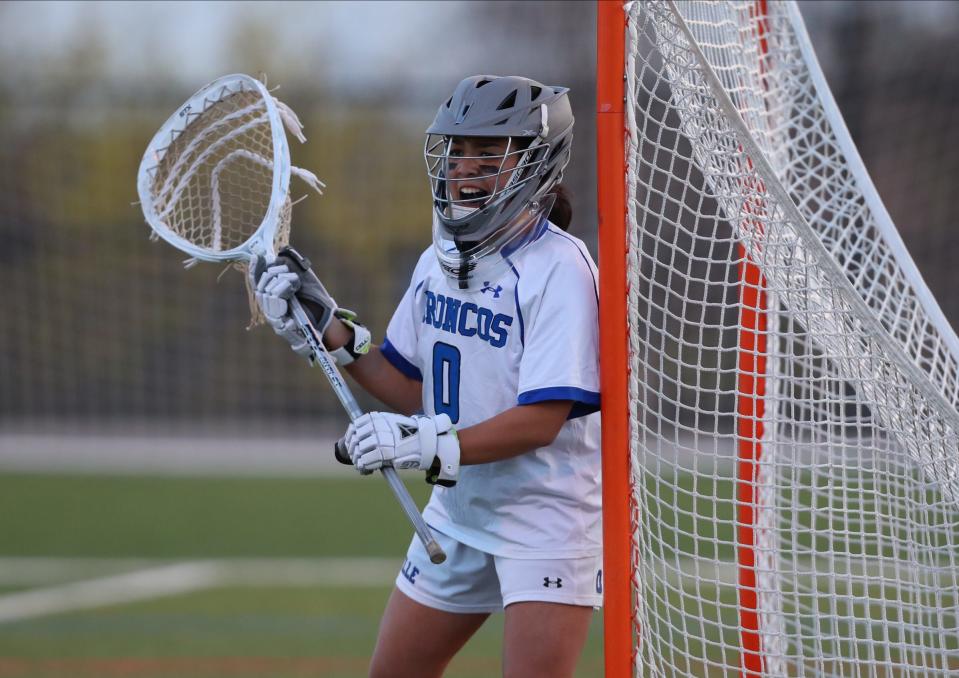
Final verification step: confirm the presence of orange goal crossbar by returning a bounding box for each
[597,2,772,676]
[596,1,631,677]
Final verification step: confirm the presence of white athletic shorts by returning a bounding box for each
[394,528,603,614]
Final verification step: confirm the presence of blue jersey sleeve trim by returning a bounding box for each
[517,386,601,419]
[510,264,525,347]
[381,337,423,382]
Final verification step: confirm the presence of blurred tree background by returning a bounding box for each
[0,1,956,436]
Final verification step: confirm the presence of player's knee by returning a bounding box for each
[367,658,393,678]
[369,638,449,678]
[503,654,575,678]
[502,601,592,678]
[369,655,443,678]
[503,629,581,678]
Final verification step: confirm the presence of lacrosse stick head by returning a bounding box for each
[137,73,318,263]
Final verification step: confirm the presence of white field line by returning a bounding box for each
[5,555,946,626]
[0,557,400,624]
[0,562,220,624]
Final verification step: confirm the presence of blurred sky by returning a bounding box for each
[0,1,469,89]
[5,1,958,99]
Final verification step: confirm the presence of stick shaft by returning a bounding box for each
[289,299,446,564]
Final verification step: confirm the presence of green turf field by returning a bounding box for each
[3,469,947,677]
[0,473,605,677]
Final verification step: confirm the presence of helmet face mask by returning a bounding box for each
[424,134,548,236]
[424,75,574,289]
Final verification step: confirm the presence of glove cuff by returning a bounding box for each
[328,309,372,366]
[275,246,338,335]
[426,414,460,487]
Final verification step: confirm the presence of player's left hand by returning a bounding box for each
[345,412,460,486]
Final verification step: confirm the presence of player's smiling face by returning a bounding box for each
[447,136,522,209]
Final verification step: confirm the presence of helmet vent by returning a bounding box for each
[496,91,517,111]
[530,85,542,100]
[494,118,510,126]
[476,79,491,88]
[445,96,453,109]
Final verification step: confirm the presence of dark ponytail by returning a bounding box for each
[547,183,572,231]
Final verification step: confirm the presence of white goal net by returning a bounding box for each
[624,1,959,675]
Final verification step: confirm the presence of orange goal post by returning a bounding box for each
[598,2,959,677]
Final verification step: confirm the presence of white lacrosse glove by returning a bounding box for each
[345,412,460,486]
[250,254,314,359]
[249,247,370,365]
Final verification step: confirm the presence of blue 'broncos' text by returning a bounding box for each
[422,290,512,348]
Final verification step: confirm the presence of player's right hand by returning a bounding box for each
[344,412,460,486]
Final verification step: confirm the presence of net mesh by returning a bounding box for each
[626,1,959,675]
[144,84,290,258]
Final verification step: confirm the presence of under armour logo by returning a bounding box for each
[480,282,502,298]
[543,577,563,589]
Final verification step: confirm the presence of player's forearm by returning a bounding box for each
[346,347,423,414]
[323,318,422,415]
[457,401,573,465]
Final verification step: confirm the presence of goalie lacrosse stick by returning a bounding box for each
[136,73,446,565]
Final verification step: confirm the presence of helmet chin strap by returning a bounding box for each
[439,206,471,289]
[443,198,544,290]
[450,205,479,288]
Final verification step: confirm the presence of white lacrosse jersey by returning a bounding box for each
[380,219,601,559]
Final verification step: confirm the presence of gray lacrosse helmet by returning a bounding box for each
[424,75,574,289]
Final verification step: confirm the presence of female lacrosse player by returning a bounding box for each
[253,75,600,678]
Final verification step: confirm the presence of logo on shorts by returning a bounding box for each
[596,569,603,594]
[543,577,563,589]
[401,559,420,585]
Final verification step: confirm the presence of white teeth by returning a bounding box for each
[461,187,485,196]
